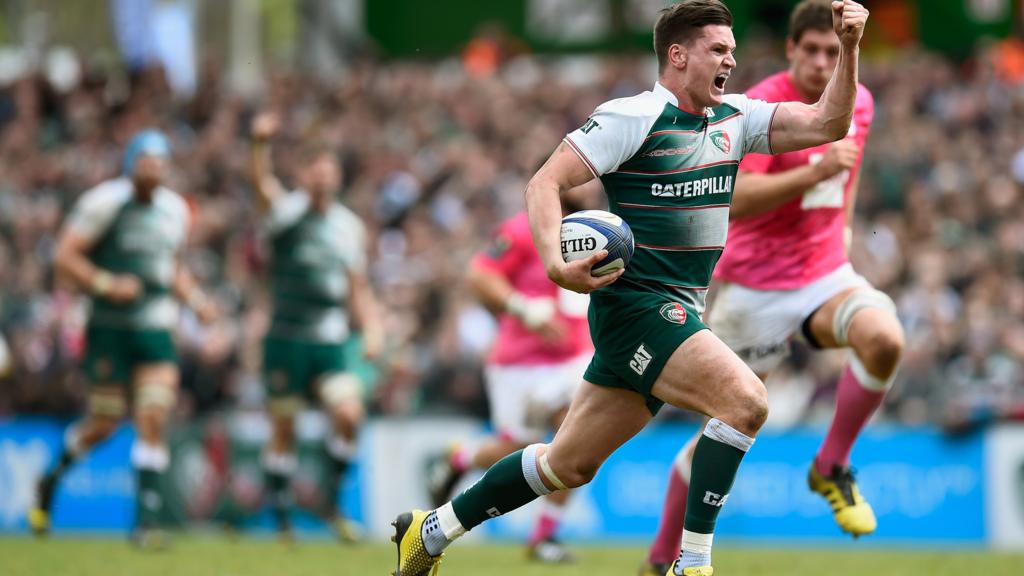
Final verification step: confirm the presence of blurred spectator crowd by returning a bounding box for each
[2,38,1024,431]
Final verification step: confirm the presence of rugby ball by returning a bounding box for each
[560,210,634,276]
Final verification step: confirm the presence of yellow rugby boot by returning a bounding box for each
[665,562,713,576]
[391,510,443,576]
[27,507,50,537]
[808,463,877,537]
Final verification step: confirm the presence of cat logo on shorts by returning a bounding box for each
[659,303,687,325]
[630,344,654,376]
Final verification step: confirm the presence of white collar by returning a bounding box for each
[653,81,679,106]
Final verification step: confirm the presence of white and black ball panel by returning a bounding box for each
[560,210,634,277]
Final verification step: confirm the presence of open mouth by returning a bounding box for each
[713,73,729,91]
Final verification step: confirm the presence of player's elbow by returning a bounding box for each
[821,115,852,143]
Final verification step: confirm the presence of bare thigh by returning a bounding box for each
[651,330,767,436]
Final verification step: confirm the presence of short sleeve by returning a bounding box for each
[264,191,310,235]
[473,221,526,280]
[345,214,368,275]
[726,94,779,156]
[64,182,129,242]
[563,103,651,177]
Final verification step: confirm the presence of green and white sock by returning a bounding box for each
[323,436,355,518]
[262,451,296,527]
[131,441,169,530]
[424,444,554,555]
[676,418,755,573]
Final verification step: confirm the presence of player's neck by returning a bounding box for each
[311,193,332,213]
[132,182,156,203]
[657,77,706,116]
[786,71,822,104]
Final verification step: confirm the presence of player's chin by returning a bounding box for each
[707,89,725,106]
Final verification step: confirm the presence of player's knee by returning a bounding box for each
[88,416,119,441]
[271,416,295,443]
[731,375,768,435]
[857,326,905,377]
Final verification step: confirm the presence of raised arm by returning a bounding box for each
[767,0,867,154]
[525,143,623,294]
[250,112,285,214]
[348,268,384,360]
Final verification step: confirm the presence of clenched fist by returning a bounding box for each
[832,0,868,49]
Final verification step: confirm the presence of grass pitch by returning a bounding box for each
[3,536,1021,576]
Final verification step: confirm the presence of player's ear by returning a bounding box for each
[785,37,797,62]
[668,43,688,70]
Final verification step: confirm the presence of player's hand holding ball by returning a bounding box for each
[833,0,868,48]
[553,210,633,294]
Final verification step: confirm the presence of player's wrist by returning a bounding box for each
[505,292,555,329]
[90,271,113,296]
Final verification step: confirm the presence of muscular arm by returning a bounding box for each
[525,142,622,293]
[348,270,384,359]
[767,1,867,153]
[250,114,285,215]
[172,264,208,312]
[467,262,515,316]
[730,166,824,220]
[54,229,103,293]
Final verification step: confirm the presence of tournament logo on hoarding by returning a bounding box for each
[659,302,687,325]
[710,130,731,153]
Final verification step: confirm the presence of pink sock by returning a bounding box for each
[528,501,564,545]
[648,461,689,565]
[450,446,474,473]
[816,363,888,476]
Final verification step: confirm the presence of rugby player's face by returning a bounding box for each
[132,154,167,191]
[787,29,840,98]
[305,154,341,198]
[683,26,736,108]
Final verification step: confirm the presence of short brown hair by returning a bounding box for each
[789,0,834,43]
[654,0,734,72]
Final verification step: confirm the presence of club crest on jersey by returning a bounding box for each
[710,130,731,153]
[659,302,687,325]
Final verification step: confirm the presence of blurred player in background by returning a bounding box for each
[30,129,217,547]
[425,183,599,563]
[392,1,870,575]
[249,113,383,542]
[640,1,902,573]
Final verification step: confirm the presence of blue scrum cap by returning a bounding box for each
[123,129,171,175]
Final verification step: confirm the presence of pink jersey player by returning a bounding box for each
[473,212,592,367]
[715,70,874,290]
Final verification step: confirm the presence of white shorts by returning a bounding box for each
[708,263,870,375]
[484,353,590,444]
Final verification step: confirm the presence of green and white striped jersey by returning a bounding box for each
[264,191,367,343]
[564,82,778,315]
[66,177,190,329]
